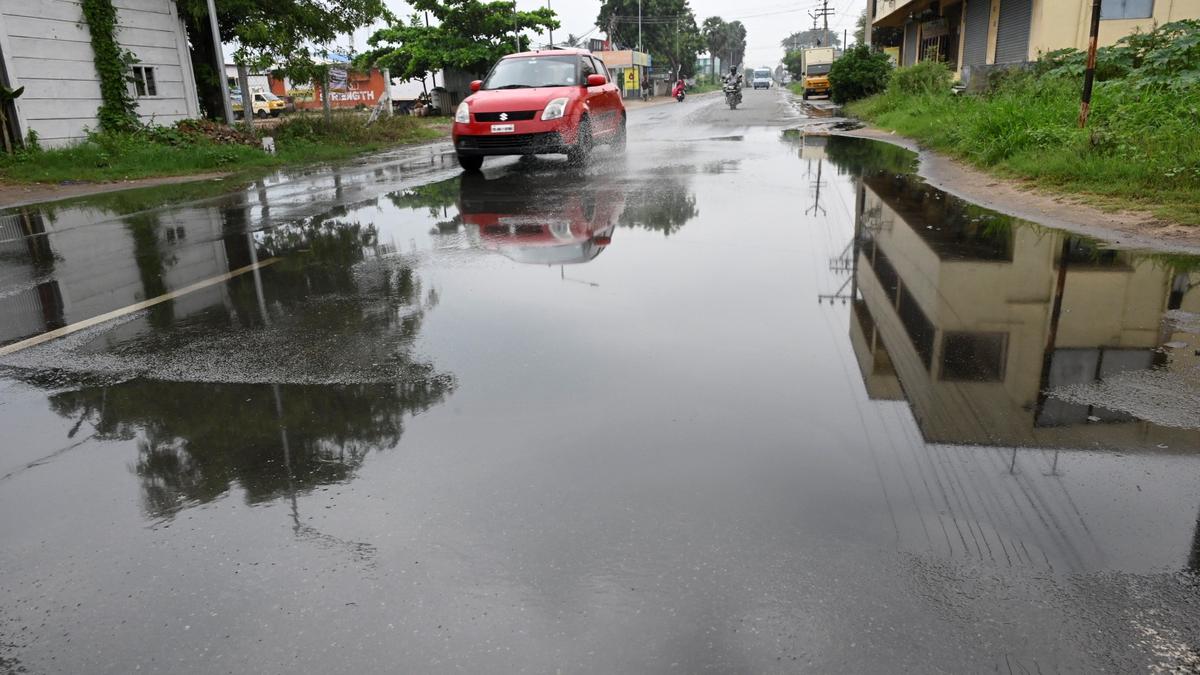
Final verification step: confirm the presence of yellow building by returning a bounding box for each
[867,0,1200,83]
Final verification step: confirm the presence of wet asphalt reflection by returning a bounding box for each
[2,93,1200,673]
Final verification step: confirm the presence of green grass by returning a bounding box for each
[846,69,1200,225]
[0,113,447,185]
[688,82,722,94]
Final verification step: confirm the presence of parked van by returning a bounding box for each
[231,91,287,118]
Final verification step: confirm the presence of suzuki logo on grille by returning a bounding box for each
[499,112,508,121]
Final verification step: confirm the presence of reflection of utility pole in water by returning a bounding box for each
[818,180,860,305]
[246,255,376,563]
[560,266,599,287]
[1034,237,1073,420]
[805,158,827,217]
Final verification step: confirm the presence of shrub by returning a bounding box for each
[828,45,893,104]
[888,60,953,96]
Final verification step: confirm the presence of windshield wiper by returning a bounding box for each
[492,84,532,89]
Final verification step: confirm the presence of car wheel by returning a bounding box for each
[567,117,592,165]
[457,154,484,173]
[270,111,280,118]
[256,109,268,119]
[611,115,627,153]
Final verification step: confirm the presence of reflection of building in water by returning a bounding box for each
[848,171,1199,449]
[0,202,235,346]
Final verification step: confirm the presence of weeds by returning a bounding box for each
[0,112,446,184]
[848,20,1200,224]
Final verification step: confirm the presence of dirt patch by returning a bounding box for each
[0,173,233,210]
[832,126,1200,254]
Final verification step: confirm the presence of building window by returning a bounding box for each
[940,332,1008,382]
[131,66,157,97]
[1100,0,1153,19]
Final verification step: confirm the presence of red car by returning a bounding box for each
[452,49,626,172]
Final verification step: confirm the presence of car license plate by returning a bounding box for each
[490,124,515,133]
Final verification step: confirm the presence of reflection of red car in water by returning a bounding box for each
[458,172,624,265]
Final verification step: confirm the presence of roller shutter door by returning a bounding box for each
[962,0,990,68]
[994,0,1032,64]
[903,21,918,65]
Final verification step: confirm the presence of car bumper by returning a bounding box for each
[453,117,580,156]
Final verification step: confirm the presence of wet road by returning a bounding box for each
[2,89,1200,673]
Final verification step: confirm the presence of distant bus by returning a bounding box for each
[753,68,773,90]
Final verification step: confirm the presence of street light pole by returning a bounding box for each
[547,0,553,47]
[205,0,234,124]
[514,1,520,51]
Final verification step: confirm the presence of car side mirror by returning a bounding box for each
[470,80,482,92]
[586,74,606,87]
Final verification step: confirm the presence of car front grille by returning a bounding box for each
[474,111,538,122]
[457,132,562,152]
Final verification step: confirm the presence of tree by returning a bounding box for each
[358,0,560,81]
[780,28,841,51]
[175,0,391,119]
[596,0,705,80]
[828,44,892,104]
[726,21,747,69]
[783,50,804,80]
[702,17,728,81]
[853,9,867,47]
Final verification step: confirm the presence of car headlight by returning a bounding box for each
[455,101,470,123]
[541,97,569,121]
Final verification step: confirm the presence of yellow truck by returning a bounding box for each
[799,47,835,100]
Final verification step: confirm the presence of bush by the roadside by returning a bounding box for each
[0,113,446,184]
[828,45,894,104]
[847,20,1200,224]
[888,60,953,96]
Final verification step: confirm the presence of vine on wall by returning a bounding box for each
[81,0,139,131]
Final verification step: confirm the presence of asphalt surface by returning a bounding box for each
[2,88,1199,674]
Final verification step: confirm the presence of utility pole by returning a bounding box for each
[236,62,254,133]
[1078,0,1102,127]
[205,0,234,124]
[514,1,520,52]
[810,0,834,48]
[547,0,553,47]
[424,12,437,87]
[321,67,332,123]
[638,0,643,53]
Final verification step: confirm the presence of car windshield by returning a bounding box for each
[754,70,770,78]
[484,55,578,89]
[807,64,832,76]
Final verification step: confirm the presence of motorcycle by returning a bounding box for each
[672,82,686,102]
[723,80,741,110]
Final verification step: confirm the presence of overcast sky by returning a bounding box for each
[349,0,866,70]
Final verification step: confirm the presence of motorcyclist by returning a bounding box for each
[672,78,686,101]
[722,65,742,105]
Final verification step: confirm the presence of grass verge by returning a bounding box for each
[0,113,448,185]
[846,62,1200,225]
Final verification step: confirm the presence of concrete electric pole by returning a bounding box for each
[205,0,234,124]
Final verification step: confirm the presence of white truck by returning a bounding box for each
[799,47,836,99]
[752,68,773,90]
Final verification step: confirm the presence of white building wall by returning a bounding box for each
[0,0,200,148]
